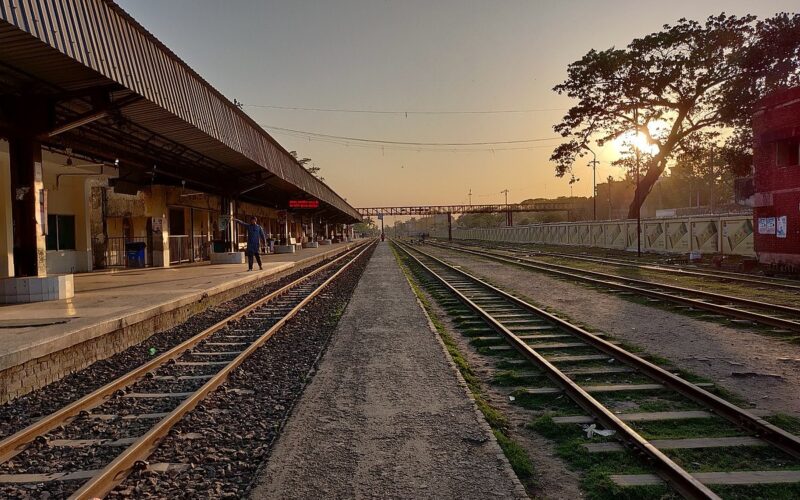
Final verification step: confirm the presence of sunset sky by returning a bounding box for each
[118,0,797,210]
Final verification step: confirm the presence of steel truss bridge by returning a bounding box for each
[356,202,577,217]
[357,202,580,240]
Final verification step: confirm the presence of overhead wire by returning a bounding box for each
[266,130,561,153]
[244,103,567,115]
[260,124,562,150]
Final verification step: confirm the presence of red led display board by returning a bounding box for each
[288,200,320,209]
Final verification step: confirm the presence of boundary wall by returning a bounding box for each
[439,214,755,257]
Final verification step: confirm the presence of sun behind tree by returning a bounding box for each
[550,13,800,219]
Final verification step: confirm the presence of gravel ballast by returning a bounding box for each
[0,254,349,441]
[0,244,375,499]
[108,243,376,498]
[424,245,800,415]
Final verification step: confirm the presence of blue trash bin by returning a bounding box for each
[125,241,147,268]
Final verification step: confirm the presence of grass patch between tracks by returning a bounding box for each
[390,243,536,491]
[414,242,800,499]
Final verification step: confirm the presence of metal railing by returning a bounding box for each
[169,235,191,264]
[169,235,210,264]
[193,236,210,262]
[94,236,148,268]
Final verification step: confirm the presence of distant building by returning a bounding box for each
[752,86,800,266]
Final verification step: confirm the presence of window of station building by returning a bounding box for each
[45,214,76,251]
[775,137,800,168]
[168,208,186,235]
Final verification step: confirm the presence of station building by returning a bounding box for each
[0,0,361,303]
[752,86,800,267]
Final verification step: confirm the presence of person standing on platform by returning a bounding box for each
[235,216,267,271]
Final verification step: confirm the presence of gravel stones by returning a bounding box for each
[105,245,375,498]
[0,257,340,441]
[0,248,372,499]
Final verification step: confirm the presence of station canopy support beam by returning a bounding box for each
[3,98,49,277]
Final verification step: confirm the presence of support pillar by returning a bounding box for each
[9,136,46,277]
[0,154,15,278]
[228,199,237,252]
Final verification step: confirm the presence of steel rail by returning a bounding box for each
[399,241,800,462]
[393,241,720,500]
[69,240,375,498]
[427,241,800,332]
[453,240,800,292]
[0,241,370,466]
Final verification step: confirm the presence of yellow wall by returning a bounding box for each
[41,159,93,273]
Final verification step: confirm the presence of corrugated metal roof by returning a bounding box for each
[0,0,360,221]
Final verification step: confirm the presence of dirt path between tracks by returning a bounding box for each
[250,243,525,499]
[424,246,800,416]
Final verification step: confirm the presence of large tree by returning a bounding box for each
[551,13,800,218]
[289,150,324,181]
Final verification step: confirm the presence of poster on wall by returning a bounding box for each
[777,216,787,238]
[758,217,776,235]
[39,189,48,236]
[152,217,163,232]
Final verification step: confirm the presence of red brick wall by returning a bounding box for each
[752,87,800,265]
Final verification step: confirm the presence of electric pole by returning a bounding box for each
[501,189,511,227]
[634,106,642,257]
[582,144,599,220]
[468,188,472,206]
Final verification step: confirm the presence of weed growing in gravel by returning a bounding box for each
[629,417,743,439]
[710,483,800,499]
[668,446,800,473]
[493,429,534,482]
[766,414,800,436]
[529,415,674,500]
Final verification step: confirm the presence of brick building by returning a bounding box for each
[752,86,800,266]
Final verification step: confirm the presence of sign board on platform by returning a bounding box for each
[277,210,288,224]
[377,213,384,221]
[288,200,319,209]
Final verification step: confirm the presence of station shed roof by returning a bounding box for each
[0,0,360,223]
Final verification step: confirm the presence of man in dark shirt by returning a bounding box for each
[235,216,267,271]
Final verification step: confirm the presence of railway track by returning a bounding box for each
[426,241,800,333]
[394,240,800,499]
[448,240,800,292]
[0,240,375,499]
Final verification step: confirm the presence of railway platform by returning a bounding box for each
[0,242,361,403]
[250,242,526,499]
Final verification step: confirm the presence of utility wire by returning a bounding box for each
[267,130,560,153]
[245,103,566,115]
[261,124,561,146]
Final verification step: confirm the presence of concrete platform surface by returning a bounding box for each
[250,242,525,499]
[0,242,359,372]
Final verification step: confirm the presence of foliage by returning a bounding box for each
[353,217,379,236]
[551,13,800,218]
[289,150,324,181]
